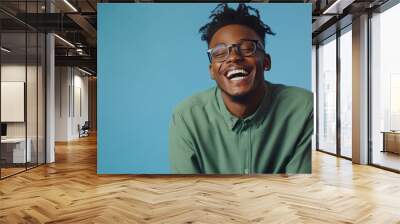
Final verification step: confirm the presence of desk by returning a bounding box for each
[382,131,400,154]
[1,138,32,163]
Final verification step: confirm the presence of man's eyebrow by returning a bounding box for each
[212,39,250,46]
[223,38,259,43]
[239,38,258,41]
[210,38,261,48]
[213,42,226,46]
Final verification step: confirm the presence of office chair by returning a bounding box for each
[79,121,90,138]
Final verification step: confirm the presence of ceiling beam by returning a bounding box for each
[67,13,97,38]
[55,55,96,71]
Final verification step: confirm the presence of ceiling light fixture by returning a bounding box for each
[322,0,354,15]
[1,47,11,53]
[63,0,78,12]
[54,34,75,48]
[76,48,85,55]
[78,67,93,76]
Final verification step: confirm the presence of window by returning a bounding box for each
[339,27,352,158]
[317,35,337,154]
[370,2,400,171]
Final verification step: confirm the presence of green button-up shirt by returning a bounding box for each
[169,81,313,174]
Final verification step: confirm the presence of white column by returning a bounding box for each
[46,33,55,163]
[352,14,369,164]
[46,1,55,163]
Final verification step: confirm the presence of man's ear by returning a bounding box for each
[209,64,216,80]
[264,53,271,71]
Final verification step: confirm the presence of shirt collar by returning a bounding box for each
[216,81,272,130]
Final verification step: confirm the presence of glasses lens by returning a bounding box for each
[211,44,228,62]
[239,40,256,56]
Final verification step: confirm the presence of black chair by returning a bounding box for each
[79,121,90,138]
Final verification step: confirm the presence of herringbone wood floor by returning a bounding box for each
[1,134,400,224]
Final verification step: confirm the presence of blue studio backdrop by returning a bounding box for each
[98,3,311,174]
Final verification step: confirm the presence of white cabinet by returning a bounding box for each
[1,138,32,163]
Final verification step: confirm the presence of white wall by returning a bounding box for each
[1,64,41,138]
[1,66,26,136]
[55,66,70,141]
[55,66,89,141]
[72,73,89,138]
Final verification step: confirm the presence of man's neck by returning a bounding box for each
[221,83,267,119]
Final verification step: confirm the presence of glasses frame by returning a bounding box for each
[207,39,265,63]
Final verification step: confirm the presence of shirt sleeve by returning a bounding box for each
[169,112,202,174]
[285,106,313,174]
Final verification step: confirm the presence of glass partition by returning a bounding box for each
[27,31,38,169]
[1,31,28,177]
[317,35,337,155]
[0,1,46,179]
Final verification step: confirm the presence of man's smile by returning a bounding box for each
[227,68,248,79]
[222,66,252,83]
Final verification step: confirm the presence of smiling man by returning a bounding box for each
[169,3,313,174]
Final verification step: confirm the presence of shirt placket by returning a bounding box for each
[241,120,252,175]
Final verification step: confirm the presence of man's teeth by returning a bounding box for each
[227,69,248,79]
[230,76,246,81]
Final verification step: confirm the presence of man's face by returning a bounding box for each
[208,24,270,100]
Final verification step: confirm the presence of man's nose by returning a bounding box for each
[226,46,243,62]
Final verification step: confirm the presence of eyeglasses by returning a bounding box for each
[207,39,264,63]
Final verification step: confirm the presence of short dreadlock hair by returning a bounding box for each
[199,3,275,46]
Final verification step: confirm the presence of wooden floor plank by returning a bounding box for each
[0,134,400,223]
